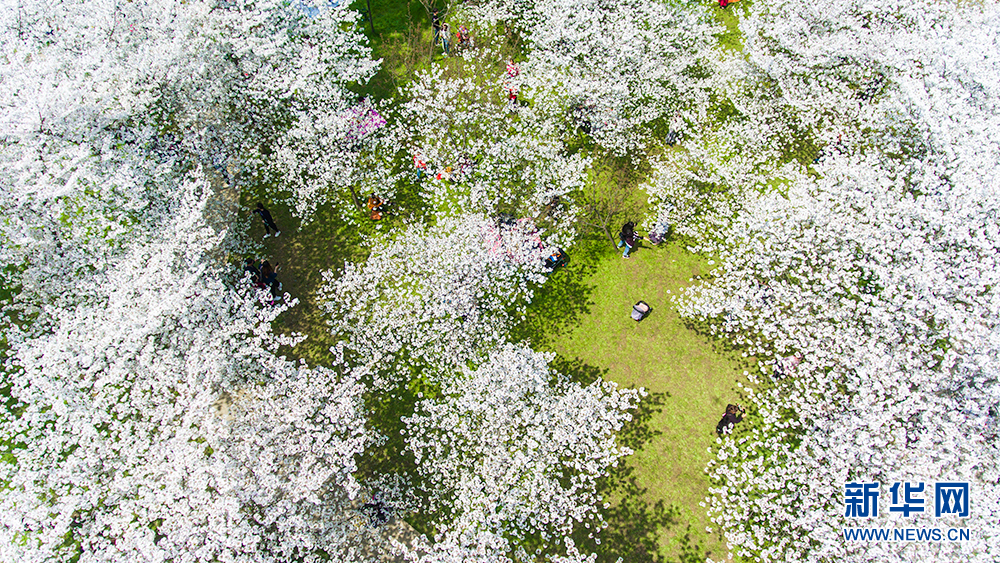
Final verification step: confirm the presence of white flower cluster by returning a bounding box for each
[0,2,389,560]
[0,179,377,562]
[320,213,554,381]
[399,57,587,240]
[401,344,642,562]
[270,97,399,221]
[463,0,723,154]
[0,0,377,225]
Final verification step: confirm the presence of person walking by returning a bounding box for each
[716,404,746,435]
[617,221,640,259]
[252,203,280,238]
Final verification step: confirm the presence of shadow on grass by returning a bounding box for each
[550,355,607,386]
[681,316,760,374]
[510,238,609,349]
[569,390,715,563]
[511,259,599,348]
[601,409,717,563]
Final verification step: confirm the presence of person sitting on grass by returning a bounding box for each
[456,25,472,50]
[366,193,385,221]
[436,166,454,181]
[716,404,746,435]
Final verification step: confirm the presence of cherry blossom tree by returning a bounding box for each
[0,0,379,228]
[320,212,557,382]
[0,176,384,562]
[269,96,398,220]
[463,0,723,154]
[14,0,998,561]
[398,55,587,239]
[399,343,642,563]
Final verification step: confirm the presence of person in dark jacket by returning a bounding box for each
[259,260,279,288]
[617,221,641,259]
[431,9,441,46]
[252,202,280,238]
[361,498,390,528]
[716,404,745,435]
[244,258,261,285]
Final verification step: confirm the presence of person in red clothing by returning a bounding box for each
[413,153,427,179]
[506,59,520,77]
[456,25,472,50]
[719,0,742,8]
[504,59,520,102]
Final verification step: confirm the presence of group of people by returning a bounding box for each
[245,202,283,304]
[431,10,473,57]
[253,201,751,438]
[616,218,676,258]
[615,219,750,435]
[412,151,477,183]
[244,256,282,304]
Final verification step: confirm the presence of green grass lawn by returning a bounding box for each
[516,236,748,563]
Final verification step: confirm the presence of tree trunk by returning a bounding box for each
[349,185,364,213]
[603,224,616,248]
